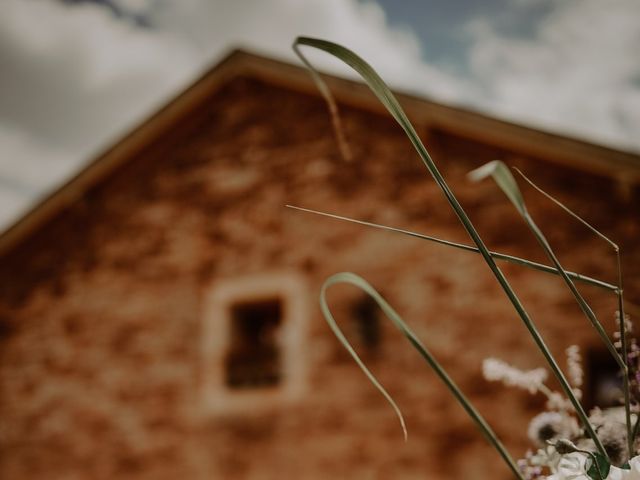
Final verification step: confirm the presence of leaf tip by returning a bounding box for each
[468,160,499,183]
[400,416,408,442]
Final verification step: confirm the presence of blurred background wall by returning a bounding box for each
[1,1,639,479]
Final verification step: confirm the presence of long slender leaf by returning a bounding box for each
[513,167,633,456]
[468,161,623,370]
[470,161,626,458]
[286,204,617,292]
[320,272,525,480]
[293,36,607,459]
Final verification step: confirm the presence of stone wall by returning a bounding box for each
[0,76,639,479]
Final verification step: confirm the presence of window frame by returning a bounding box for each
[200,272,309,415]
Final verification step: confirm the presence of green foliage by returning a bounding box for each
[468,161,527,215]
[470,160,632,457]
[586,452,611,480]
[286,204,617,292]
[320,272,521,477]
[292,36,632,474]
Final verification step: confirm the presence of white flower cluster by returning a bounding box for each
[547,452,640,480]
[566,345,583,400]
[483,358,548,394]
[482,349,584,413]
[480,332,638,480]
[527,412,579,446]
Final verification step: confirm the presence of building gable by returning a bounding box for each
[0,49,638,259]
[1,49,639,479]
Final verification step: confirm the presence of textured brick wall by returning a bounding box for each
[0,76,639,479]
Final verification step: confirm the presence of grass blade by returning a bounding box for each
[468,161,623,370]
[286,204,617,292]
[512,167,632,456]
[470,161,626,457]
[321,272,525,480]
[293,36,606,459]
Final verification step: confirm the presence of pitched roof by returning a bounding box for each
[1,48,638,258]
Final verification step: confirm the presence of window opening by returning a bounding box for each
[225,298,282,389]
[350,295,381,351]
[585,348,623,409]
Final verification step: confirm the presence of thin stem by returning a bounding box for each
[294,37,608,460]
[514,168,633,458]
[321,272,526,480]
[524,214,623,368]
[618,252,632,454]
[285,204,618,292]
[518,214,614,459]
[513,168,616,249]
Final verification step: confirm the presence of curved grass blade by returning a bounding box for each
[468,162,526,216]
[293,36,607,459]
[292,41,352,162]
[320,271,525,480]
[513,168,619,250]
[513,167,632,455]
[286,204,617,292]
[470,161,626,457]
[469,161,623,370]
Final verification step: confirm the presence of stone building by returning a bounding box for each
[1,50,639,480]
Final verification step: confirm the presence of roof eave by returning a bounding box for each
[0,47,638,258]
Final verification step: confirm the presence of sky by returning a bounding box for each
[1,0,639,230]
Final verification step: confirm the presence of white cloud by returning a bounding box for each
[1,0,639,233]
[464,0,640,151]
[0,0,199,230]
[0,0,463,232]
[0,0,198,149]
[0,124,70,189]
[144,0,465,98]
[0,123,71,228]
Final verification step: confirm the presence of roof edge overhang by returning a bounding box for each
[1,47,639,258]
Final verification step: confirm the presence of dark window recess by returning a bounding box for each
[585,348,623,409]
[350,295,381,350]
[0,316,16,340]
[225,298,282,389]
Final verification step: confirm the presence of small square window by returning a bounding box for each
[200,272,308,415]
[585,348,623,409]
[225,298,282,389]
[349,295,381,352]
